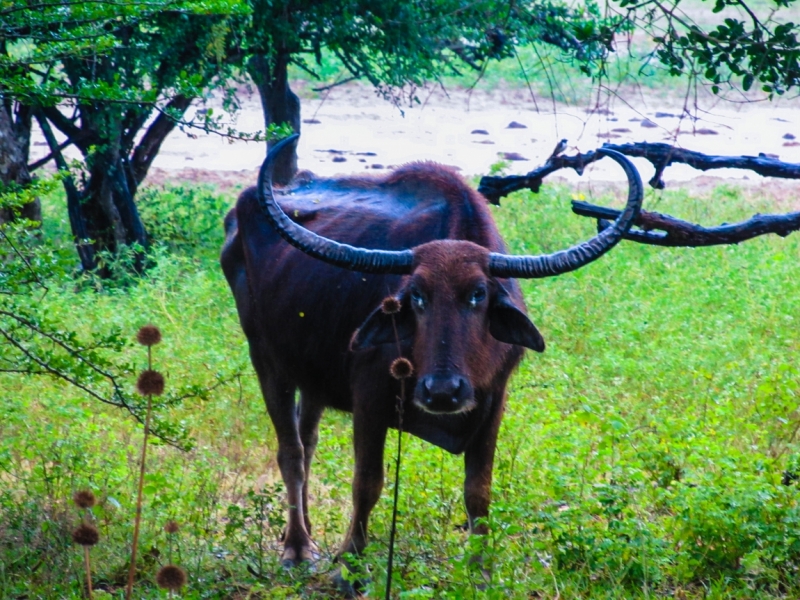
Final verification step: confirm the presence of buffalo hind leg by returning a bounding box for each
[298,392,325,536]
[255,368,315,567]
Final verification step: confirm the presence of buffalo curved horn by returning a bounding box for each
[257,134,414,274]
[488,148,643,278]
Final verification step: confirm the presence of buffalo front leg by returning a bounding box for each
[255,368,316,567]
[462,394,504,583]
[463,429,498,536]
[463,391,505,535]
[339,405,388,559]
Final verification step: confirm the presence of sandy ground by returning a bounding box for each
[28,81,800,199]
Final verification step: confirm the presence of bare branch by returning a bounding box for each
[598,142,800,189]
[311,76,360,92]
[478,141,800,247]
[572,201,800,246]
[478,150,603,204]
[478,141,800,203]
[27,139,72,172]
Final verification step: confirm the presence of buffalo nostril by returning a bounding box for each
[414,375,474,412]
[422,377,433,404]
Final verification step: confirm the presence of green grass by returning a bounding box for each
[1,181,799,598]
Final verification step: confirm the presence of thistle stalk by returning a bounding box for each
[83,546,93,599]
[126,326,163,599]
[126,388,153,599]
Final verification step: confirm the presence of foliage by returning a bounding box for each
[0,0,247,105]
[0,180,239,450]
[1,0,250,270]
[614,0,800,97]
[2,180,800,597]
[246,0,626,97]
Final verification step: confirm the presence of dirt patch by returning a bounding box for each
[145,167,258,193]
[29,81,800,208]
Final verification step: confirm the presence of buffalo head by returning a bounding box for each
[350,239,544,414]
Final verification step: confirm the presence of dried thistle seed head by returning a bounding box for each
[136,324,162,347]
[72,523,100,546]
[73,490,96,509]
[381,296,401,315]
[164,520,180,534]
[390,357,414,380]
[156,564,187,590]
[136,370,165,396]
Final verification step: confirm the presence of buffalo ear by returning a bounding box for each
[350,295,414,352]
[489,286,545,352]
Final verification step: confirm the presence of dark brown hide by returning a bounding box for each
[221,163,539,567]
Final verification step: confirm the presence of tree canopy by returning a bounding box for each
[620,0,800,97]
[1,0,249,271]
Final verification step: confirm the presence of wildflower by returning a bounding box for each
[381,296,401,315]
[164,521,180,534]
[72,523,100,547]
[389,357,414,380]
[73,490,97,509]
[136,370,164,396]
[136,324,162,347]
[156,565,187,590]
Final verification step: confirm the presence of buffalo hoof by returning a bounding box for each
[280,540,320,570]
[468,553,492,590]
[331,567,369,598]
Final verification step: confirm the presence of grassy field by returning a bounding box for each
[1,179,799,599]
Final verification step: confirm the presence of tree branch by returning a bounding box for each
[597,142,800,189]
[478,150,603,204]
[311,76,360,92]
[572,200,800,246]
[34,111,97,271]
[478,141,800,247]
[129,94,192,186]
[39,106,92,152]
[27,139,72,172]
[478,141,800,203]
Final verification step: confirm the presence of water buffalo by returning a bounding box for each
[220,135,643,578]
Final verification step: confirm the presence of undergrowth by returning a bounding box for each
[1,180,799,598]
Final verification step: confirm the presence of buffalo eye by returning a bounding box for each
[468,286,487,308]
[411,287,426,310]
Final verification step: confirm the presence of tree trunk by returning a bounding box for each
[0,102,40,224]
[36,92,194,275]
[247,51,301,185]
[79,141,149,273]
[129,95,192,191]
[35,112,97,271]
